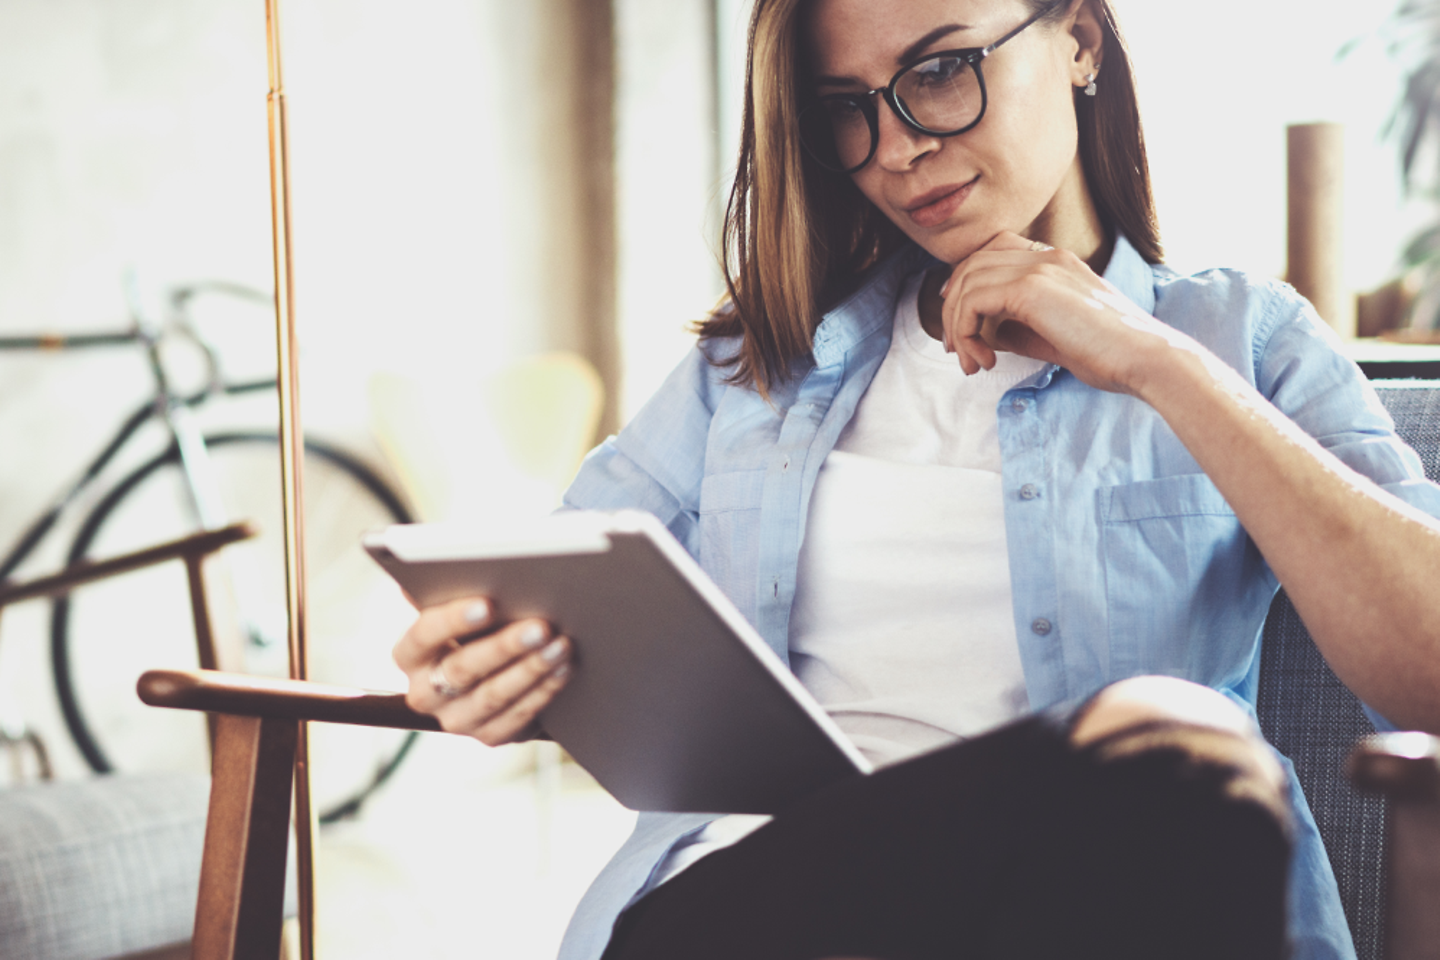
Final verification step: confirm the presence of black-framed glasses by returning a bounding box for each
[799,3,1058,174]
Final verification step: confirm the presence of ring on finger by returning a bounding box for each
[429,656,467,699]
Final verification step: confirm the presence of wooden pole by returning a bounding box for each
[1287,123,1352,338]
[262,1,317,957]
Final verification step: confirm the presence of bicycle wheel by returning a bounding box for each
[52,433,420,822]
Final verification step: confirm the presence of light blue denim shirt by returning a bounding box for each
[557,235,1440,960]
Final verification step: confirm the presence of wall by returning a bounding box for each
[0,0,621,778]
[1120,0,1419,291]
[614,0,726,420]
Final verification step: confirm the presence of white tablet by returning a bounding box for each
[364,510,871,814]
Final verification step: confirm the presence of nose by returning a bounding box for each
[872,97,940,171]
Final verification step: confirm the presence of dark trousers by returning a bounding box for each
[602,712,1292,960]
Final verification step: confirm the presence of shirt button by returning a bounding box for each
[1011,398,1029,413]
[1031,618,1053,636]
[782,457,790,471]
[1019,483,1040,500]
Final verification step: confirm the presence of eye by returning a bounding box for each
[821,97,868,127]
[910,55,968,87]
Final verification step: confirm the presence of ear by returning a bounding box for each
[1067,0,1105,89]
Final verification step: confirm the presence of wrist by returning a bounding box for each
[1124,332,1214,408]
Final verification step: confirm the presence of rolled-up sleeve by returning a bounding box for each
[563,342,734,559]
[1254,284,1440,731]
[1256,286,1440,518]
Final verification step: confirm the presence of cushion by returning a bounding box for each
[0,773,207,960]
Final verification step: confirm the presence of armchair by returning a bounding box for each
[1256,381,1440,960]
[0,523,254,960]
[136,384,1440,960]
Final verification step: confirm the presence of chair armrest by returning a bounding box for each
[1347,732,1440,960]
[1347,732,1440,802]
[138,669,442,732]
[0,522,257,607]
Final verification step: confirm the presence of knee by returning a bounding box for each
[1048,681,1292,959]
[1071,676,1254,746]
[1071,676,1289,825]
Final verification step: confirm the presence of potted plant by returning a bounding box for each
[1359,0,1440,336]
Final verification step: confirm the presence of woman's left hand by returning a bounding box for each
[938,231,1192,396]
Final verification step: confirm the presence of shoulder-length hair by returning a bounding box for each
[699,0,1162,397]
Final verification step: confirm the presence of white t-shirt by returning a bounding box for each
[653,272,1042,883]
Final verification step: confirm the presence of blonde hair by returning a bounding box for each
[700,0,1158,397]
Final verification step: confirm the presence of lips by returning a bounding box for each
[903,176,979,228]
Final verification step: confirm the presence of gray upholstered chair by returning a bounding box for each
[0,524,253,960]
[1258,381,1440,960]
[0,773,209,960]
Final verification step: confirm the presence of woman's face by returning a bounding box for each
[805,0,1102,265]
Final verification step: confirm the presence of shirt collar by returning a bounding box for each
[1102,233,1156,315]
[809,233,1155,370]
[811,245,937,369]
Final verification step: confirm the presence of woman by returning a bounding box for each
[393,0,1440,957]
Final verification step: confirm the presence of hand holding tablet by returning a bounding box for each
[370,510,870,814]
[390,595,573,746]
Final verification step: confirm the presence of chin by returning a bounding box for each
[914,229,985,267]
[910,211,1039,265]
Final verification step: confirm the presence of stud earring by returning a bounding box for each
[1084,73,1098,97]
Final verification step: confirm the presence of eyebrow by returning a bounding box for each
[814,24,970,88]
[899,24,969,65]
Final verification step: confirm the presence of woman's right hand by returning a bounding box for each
[392,596,573,745]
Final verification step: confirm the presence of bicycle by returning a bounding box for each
[0,281,418,823]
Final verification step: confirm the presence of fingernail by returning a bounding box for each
[551,662,572,680]
[940,281,950,297]
[464,600,490,624]
[541,639,568,663]
[520,623,548,649]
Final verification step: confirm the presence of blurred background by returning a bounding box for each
[0,0,1433,956]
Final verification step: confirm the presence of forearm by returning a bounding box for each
[1132,341,1440,732]
[935,238,1440,728]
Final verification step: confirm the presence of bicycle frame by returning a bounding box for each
[1,283,419,822]
[0,283,277,584]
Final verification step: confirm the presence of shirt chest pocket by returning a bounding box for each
[1099,473,1268,685]
[698,469,768,622]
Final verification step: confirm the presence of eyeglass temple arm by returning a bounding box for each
[983,1,1062,57]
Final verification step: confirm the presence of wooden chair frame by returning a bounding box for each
[1349,733,1440,960]
[0,521,258,760]
[0,522,257,960]
[139,669,438,960]
[136,665,1440,960]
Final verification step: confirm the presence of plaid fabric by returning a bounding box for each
[1374,383,1440,479]
[1259,592,1385,960]
[1256,381,1440,960]
[0,773,207,960]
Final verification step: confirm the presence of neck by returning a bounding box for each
[1027,157,1110,270]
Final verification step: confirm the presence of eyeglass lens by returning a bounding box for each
[800,54,984,173]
